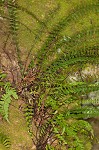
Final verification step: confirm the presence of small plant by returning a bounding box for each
[0,132,11,149]
[0,72,18,122]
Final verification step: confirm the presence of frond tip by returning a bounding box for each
[0,83,18,122]
[0,132,11,149]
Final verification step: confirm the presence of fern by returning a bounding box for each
[0,132,11,149]
[0,76,18,122]
[37,1,98,64]
[82,98,99,107]
[1,0,99,149]
[39,26,99,66]
[51,114,93,150]
[0,73,7,80]
[46,46,99,73]
[8,0,18,37]
[7,0,21,64]
[65,106,99,119]
[24,104,33,137]
[46,145,55,150]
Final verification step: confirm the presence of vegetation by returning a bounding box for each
[0,72,18,122]
[0,132,11,149]
[0,0,99,150]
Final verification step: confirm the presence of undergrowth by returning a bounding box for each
[0,72,18,122]
[0,132,11,149]
[0,0,99,150]
[0,72,18,149]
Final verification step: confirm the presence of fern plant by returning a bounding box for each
[0,132,11,149]
[24,104,33,137]
[1,0,99,149]
[0,73,18,122]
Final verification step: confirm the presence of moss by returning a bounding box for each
[0,100,33,150]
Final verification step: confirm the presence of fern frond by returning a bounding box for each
[82,98,99,107]
[65,106,99,119]
[52,114,93,149]
[37,2,98,63]
[39,25,99,65]
[24,104,33,136]
[8,0,18,35]
[63,82,99,95]
[0,73,7,80]
[14,4,46,27]
[0,132,11,149]
[7,0,20,62]
[0,83,18,121]
[45,45,99,73]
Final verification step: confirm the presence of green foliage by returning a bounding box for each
[0,0,5,5]
[7,0,21,63]
[38,113,94,150]
[2,0,99,149]
[37,1,98,65]
[66,106,99,119]
[24,104,33,136]
[0,73,18,122]
[0,132,11,149]
[7,0,18,39]
[46,144,55,150]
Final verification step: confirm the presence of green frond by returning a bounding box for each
[24,105,33,136]
[0,73,7,80]
[0,82,18,122]
[44,82,99,111]
[65,106,99,119]
[82,98,99,107]
[38,25,99,69]
[0,132,11,149]
[52,114,93,150]
[8,0,18,34]
[31,4,60,43]
[14,4,46,27]
[37,1,98,63]
[62,82,99,95]
[46,145,55,150]
[45,45,99,73]
[7,0,20,62]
